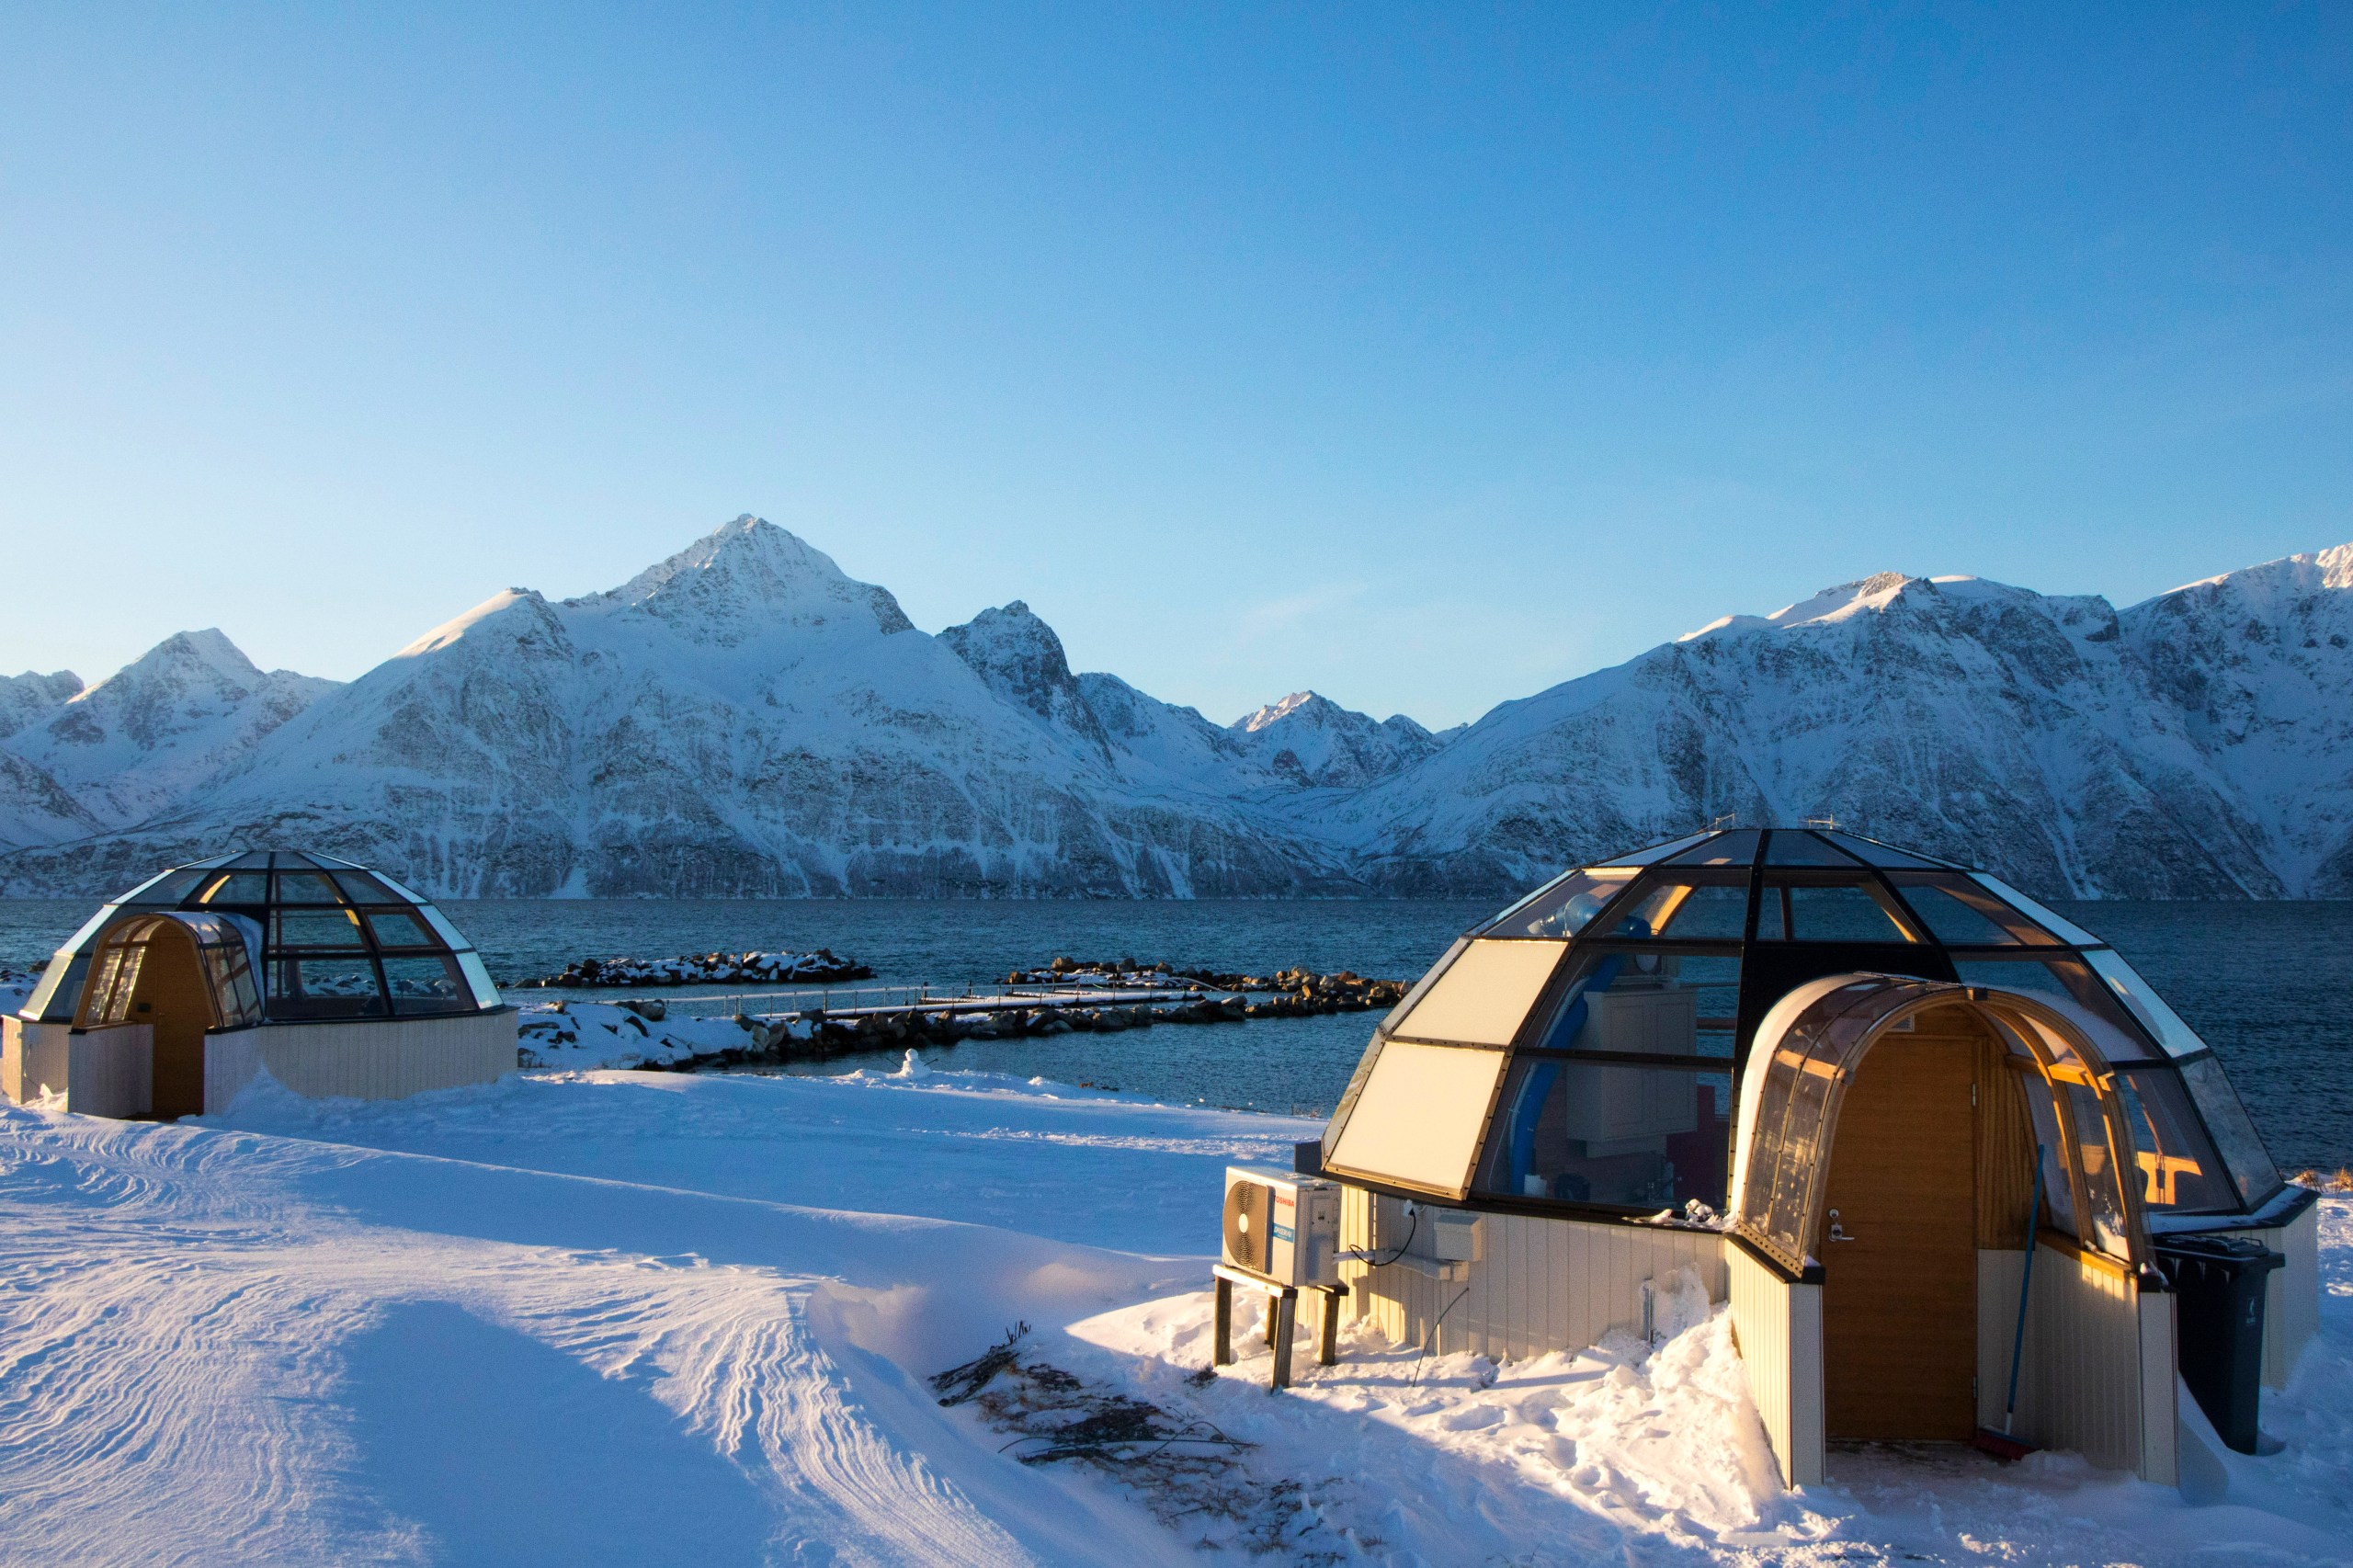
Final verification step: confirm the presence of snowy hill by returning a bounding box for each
[6,519,2353,898]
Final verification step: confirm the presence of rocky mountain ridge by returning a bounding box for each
[4,517,2350,899]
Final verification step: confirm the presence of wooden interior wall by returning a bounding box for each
[1969,1017,2039,1249]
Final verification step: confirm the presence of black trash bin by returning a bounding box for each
[2154,1233,2284,1454]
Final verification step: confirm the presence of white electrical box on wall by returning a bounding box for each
[1222,1165,1340,1288]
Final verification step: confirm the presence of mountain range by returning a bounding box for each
[3,516,2348,900]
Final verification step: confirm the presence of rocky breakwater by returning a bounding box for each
[1003,957,1407,1018]
[513,949,874,990]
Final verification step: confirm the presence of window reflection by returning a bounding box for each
[1476,1058,1732,1210]
[1535,950,1740,1057]
[1756,878,1919,941]
[1480,869,1635,938]
[2114,1069,2234,1212]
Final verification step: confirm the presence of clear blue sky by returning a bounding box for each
[3,4,2347,727]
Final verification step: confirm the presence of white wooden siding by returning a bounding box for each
[1978,1244,2147,1473]
[204,1010,518,1110]
[1336,1187,1727,1360]
[1727,1241,1823,1487]
[2249,1204,2320,1389]
[1,1019,151,1117]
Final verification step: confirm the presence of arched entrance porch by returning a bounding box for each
[1726,974,2179,1483]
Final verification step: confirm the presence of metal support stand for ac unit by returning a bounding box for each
[1211,1264,1346,1390]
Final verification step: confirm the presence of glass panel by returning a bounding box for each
[455,950,502,1009]
[2061,1081,2131,1257]
[365,909,438,949]
[1969,874,2104,946]
[81,941,142,1025]
[2021,1084,2077,1233]
[1532,949,1740,1058]
[1950,959,2154,1058]
[51,903,123,960]
[275,871,345,905]
[332,870,399,904]
[411,902,472,949]
[1825,834,1947,869]
[2114,1069,2236,1213]
[1597,831,1713,868]
[382,954,472,1015]
[1611,876,1747,940]
[267,955,386,1019]
[1475,1058,1733,1210]
[117,868,208,906]
[1477,869,1636,938]
[272,908,368,949]
[1387,938,1565,1045]
[1666,828,1760,867]
[1894,881,2019,945]
[1323,1040,1510,1196]
[223,852,272,869]
[198,941,263,1028]
[1652,884,1750,940]
[2179,1056,2280,1207]
[199,872,269,905]
[1763,830,1859,866]
[369,870,433,905]
[2080,949,2207,1059]
[1759,880,1918,942]
[24,950,91,1022]
[1887,874,2057,945]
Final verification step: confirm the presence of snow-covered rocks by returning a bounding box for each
[513,949,875,989]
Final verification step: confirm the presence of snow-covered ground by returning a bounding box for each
[0,1063,2345,1565]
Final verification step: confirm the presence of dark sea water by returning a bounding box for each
[3,897,2347,1170]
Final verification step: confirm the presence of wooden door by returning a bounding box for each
[1820,1033,1978,1440]
[131,933,212,1119]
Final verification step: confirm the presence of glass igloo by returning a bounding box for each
[21,849,503,1027]
[1319,825,2280,1225]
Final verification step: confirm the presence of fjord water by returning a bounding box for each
[1,898,2346,1169]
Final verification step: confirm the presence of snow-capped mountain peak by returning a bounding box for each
[1226,689,1449,790]
[574,516,915,646]
[0,669,83,740]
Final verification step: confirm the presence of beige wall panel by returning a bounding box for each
[1343,1189,1731,1365]
[67,1026,153,1118]
[2250,1204,2320,1389]
[2010,1244,2143,1473]
[205,1011,519,1112]
[1325,1041,1507,1196]
[1387,938,1565,1046]
[1728,1243,1824,1487]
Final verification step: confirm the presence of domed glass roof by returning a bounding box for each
[1321,825,2280,1224]
[20,850,503,1027]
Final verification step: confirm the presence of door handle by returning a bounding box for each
[1827,1208,1858,1243]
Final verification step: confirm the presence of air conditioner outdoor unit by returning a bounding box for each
[1222,1165,1340,1288]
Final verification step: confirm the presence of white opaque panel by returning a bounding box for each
[1325,1040,1508,1197]
[1387,937,1565,1046]
[1970,874,2104,947]
[2080,948,2206,1058]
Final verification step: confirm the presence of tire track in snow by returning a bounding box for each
[0,1105,1133,1566]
